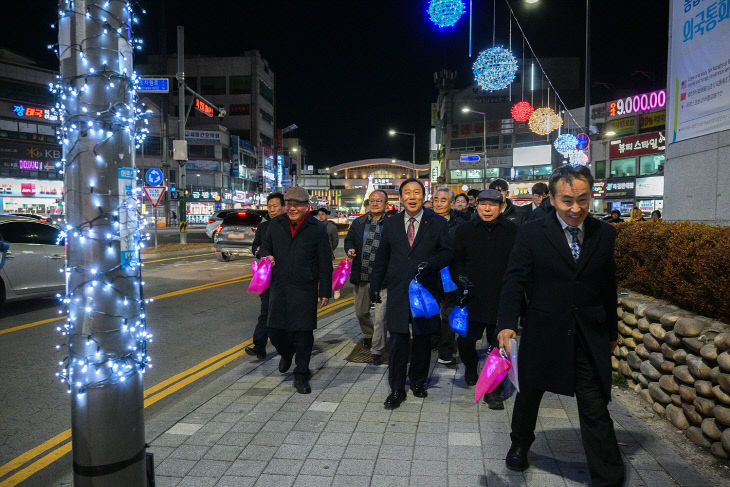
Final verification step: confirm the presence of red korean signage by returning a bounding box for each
[609,131,665,159]
[193,97,215,117]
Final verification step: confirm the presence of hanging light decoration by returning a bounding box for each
[427,0,466,28]
[473,46,518,91]
[510,101,534,122]
[569,150,589,166]
[576,133,590,150]
[528,107,562,135]
[554,133,579,154]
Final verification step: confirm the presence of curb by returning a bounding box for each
[141,247,215,261]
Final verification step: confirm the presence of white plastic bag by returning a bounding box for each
[507,338,519,392]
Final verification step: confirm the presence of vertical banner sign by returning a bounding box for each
[668,0,730,142]
[430,161,440,183]
[118,167,137,268]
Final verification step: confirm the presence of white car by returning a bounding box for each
[0,215,65,305]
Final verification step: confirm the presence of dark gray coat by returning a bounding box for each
[497,213,618,402]
[370,209,453,335]
[260,213,333,331]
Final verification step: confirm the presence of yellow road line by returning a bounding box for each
[0,297,353,485]
[0,317,65,337]
[143,252,215,264]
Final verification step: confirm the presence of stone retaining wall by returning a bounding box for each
[613,291,730,460]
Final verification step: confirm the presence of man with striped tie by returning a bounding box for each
[496,165,624,486]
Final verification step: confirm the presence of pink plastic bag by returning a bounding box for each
[332,259,352,291]
[474,348,512,402]
[247,257,272,294]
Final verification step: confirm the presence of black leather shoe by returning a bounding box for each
[245,346,266,361]
[464,369,478,386]
[371,354,383,366]
[410,384,428,398]
[505,445,529,472]
[384,390,406,409]
[278,355,293,373]
[484,392,504,410]
[294,378,311,394]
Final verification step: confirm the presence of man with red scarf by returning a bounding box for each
[260,187,333,394]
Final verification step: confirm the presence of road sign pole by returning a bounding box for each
[177,26,187,245]
[154,209,158,248]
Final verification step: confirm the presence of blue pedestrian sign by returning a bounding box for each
[145,168,164,186]
[138,77,169,93]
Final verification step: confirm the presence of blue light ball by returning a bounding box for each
[428,0,466,29]
[473,47,518,91]
[554,133,579,155]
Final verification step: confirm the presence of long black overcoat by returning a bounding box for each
[370,209,453,335]
[260,213,333,331]
[450,214,517,323]
[497,213,618,402]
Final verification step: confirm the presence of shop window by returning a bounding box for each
[192,173,215,186]
[260,133,273,147]
[639,154,664,176]
[485,168,499,178]
[188,145,215,158]
[610,158,636,177]
[259,80,274,103]
[259,109,274,124]
[533,165,552,178]
[229,76,251,94]
[594,160,606,178]
[200,76,226,95]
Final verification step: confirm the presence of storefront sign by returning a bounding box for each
[185,160,219,171]
[640,111,666,129]
[668,0,730,142]
[430,161,440,182]
[11,104,58,121]
[238,139,256,154]
[605,177,636,198]
[609,131,665,159]
[592,179,607,198]
[605,116,636,135]
[0,141,62,161]
[509,181,547,200]
[608,89,667,118]
[185,130,222,143]
[0,178,64,197]
[635,176,664,197]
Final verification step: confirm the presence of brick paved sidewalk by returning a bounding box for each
[147,310,710,487]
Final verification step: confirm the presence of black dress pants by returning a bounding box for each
[457,320,498,375]
[389,332,432,392]
[268,328,314,381]
[510,331,625,487]
[438,305,456,358]
[252,289,270,351]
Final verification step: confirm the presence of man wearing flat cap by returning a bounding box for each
[260,187,333,394]
[451,189,518,409]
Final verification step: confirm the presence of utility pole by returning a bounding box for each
[57,1,149,485]
[584,0,591,136]
[177,26,187,244]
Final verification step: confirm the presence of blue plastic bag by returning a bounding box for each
[449,305,469,337]
[409,279,440,318]
[440,267,458,293]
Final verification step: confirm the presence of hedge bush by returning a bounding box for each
[614,221,730,322]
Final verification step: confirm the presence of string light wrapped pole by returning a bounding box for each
[55,1,151,484]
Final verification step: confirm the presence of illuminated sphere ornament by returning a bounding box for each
[569,150,589,166]
[554,133,579,154]
[473,47,518,91]
[576,133,590,150]
[427,0,466,28]
[528,107,563,135]
[510,101,534,122]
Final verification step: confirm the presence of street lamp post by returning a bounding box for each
[462,107,488,189]
[388,129,416,179]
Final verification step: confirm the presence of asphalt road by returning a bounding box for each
[149,226,215,245]
[0,245,350,486]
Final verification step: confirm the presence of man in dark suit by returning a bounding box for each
[497,165,624,486]
[260,187,333,394]
[370,179,453,409]
[245,192,285,360]
[450,189,517,409]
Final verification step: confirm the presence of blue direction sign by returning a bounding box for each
[460,154,481,163]
[138,78,170,93]
[145,168,164,186]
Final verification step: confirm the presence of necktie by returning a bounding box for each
[407,217,416,247]
[567,226,581,262]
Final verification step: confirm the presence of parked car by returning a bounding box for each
[0,215,65,306]
[213,210,263,261]
[7,213,55,224]
[205,209,237,239]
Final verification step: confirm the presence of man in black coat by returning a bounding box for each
[489,178,527,225]
[344,189,389,364]
[246,192,285,360]
[526,192,554,222]
[496,165,624,486]
[450,189,517,409]
[431,186,469,366]
[260,187,333,394]
[370,179,453,409]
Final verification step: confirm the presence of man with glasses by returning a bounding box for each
[260,187,333,394]
[344,189,389,364]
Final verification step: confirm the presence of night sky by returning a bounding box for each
[2,1,668,167]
